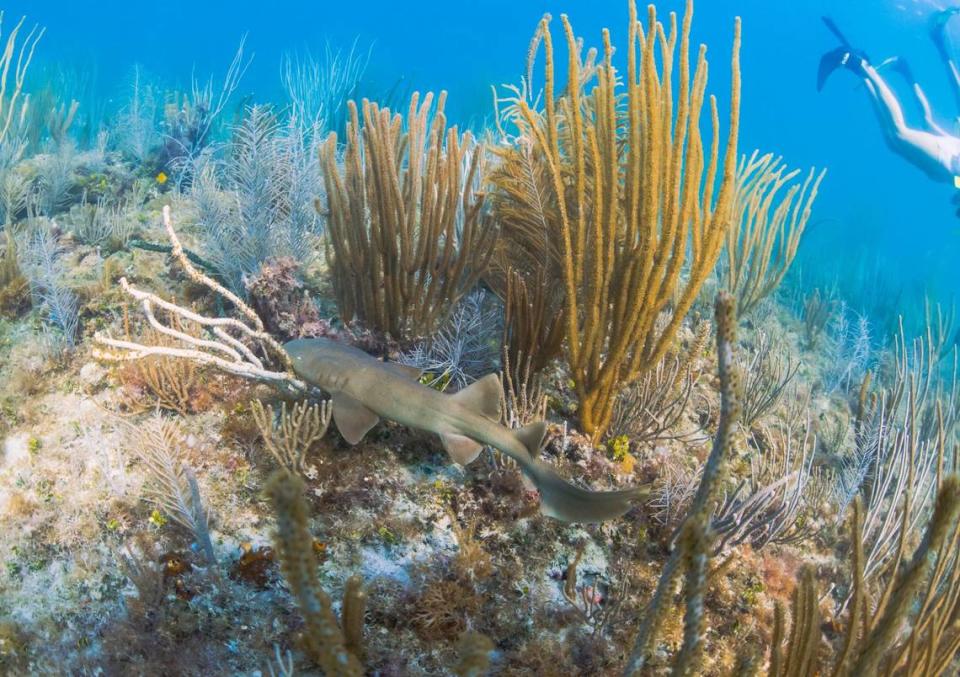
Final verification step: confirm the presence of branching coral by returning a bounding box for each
[0,12,44,144]
[264,470,364,676]
[767,478,960,676]
[399,289,501,391]
[130,416,217,565]
[161,38,251,184]
[802,288,836,349]
[119,325,203,415]
[843,317,957,594]
[823,303,872,395]
[193,105,323,292]
[625,291,742,675]
[499,344,548,430]
[497,266,566,384]
[114,65,160,164]
[251,399,331,475]
[713,419,818,551]
[486,140,567,383]
[609,318,710,447]
[320,91,496,340]
[65,195,138,251]
[21,227,79,349]
[95,206,310,397]
[493,0,741,440]
[722,151,825,317]
[0,226,28,315]
[280,41,370,139]
[738,329,800,428]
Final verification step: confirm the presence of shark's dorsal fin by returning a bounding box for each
[332,393,380,444]
[383,362,422,380]
[450,374,501,420]
[514,421,547,456]
[440,432,484,466]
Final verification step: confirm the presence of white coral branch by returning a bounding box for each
[93,204,312,398]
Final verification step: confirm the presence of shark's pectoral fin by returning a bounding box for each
[383,362,422,380]
[450,374,501,421]
[332,393,380,444]
[440,432,484,466]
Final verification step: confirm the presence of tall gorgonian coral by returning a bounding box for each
[320,92,496,341]
[492,0,742,440]
[625,291,743,675]
[722,151,825,317]
[764,478,960,676]
[0,12,43,144]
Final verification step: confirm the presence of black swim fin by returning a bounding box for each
[818,16,873,92]
[818,47,850,91]
[821,16,852,49]
[930,7,960,59]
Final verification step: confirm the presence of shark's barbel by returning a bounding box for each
[284,338,649,522]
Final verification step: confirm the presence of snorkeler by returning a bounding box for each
[818,11,960,184]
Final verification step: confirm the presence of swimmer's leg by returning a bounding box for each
[859,60,911,139]
[863,80,900,152]
[886,56,949,134]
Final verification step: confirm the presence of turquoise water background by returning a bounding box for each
[5,0,960,327]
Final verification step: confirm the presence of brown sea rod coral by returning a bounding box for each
[625,291,742,675]
[264,470,364,676]
[319,91,497,341]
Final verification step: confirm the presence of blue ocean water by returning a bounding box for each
[8,0,960,323]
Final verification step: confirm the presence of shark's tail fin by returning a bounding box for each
[529,461,650,523]
[508,421,650,523]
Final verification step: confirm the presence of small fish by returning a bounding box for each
[155,171,168,185]
[284,337,650,522]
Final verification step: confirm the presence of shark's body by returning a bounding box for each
[284,338,647,522]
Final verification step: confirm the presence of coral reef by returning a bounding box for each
[0,1,958,675]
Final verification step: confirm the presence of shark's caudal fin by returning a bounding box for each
[530,461,651,523]
[510,421,648,522]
